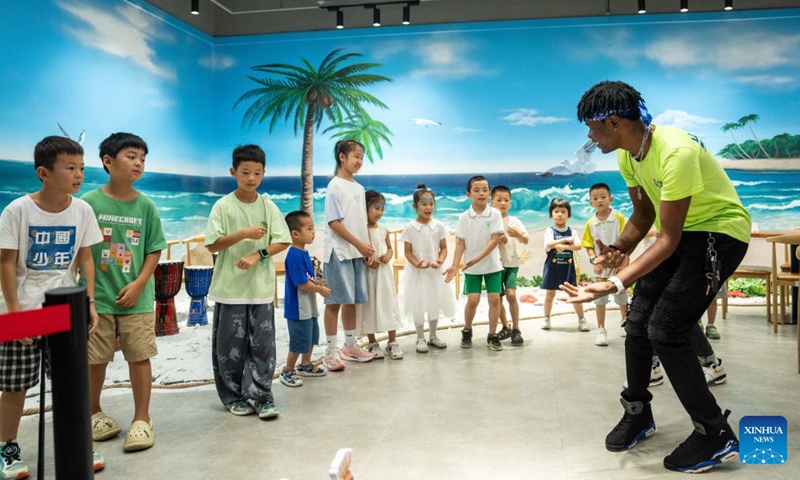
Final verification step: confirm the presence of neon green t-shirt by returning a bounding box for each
[617,125,751,244]
[82,188,167,314]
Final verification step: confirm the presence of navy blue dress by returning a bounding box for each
[542,226,577,290]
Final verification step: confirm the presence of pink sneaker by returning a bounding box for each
[340,344,376,363]
[323,348,346,371]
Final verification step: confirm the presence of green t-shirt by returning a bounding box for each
[617,125,751,244]
[204,193,291,304]
[81,188,167,314]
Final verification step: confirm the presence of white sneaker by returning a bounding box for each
[541,317,551,330]
[323,347,345,371]
[578,317,590,332]
[594,328,608,346]
[650,356,664,386]
[416,338,429,353]
[385,341,404,360]
[703,358,727,386]
[365,342,385,360]
[0,441,29,479]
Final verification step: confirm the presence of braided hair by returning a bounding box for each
[577,81,644,123]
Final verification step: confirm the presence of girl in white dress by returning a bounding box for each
[356,190,404,360]
[401,184,456,353]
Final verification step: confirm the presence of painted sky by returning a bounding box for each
[1,1,799,175]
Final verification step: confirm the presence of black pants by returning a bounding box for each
[623,231,748,430]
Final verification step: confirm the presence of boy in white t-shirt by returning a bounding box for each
[491,185,529,346]
[581,183,628,347]
[444,176,506,351]
[0,136,105,477]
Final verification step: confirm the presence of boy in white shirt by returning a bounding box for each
[491,185,529,346]
[445,176,506,351]
[581,183,628,347]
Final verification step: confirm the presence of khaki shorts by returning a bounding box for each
[88,313,158,364]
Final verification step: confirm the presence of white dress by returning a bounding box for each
[355,225,403,335]
[400,219,457,326]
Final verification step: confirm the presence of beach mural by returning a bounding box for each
[2,0,799,242]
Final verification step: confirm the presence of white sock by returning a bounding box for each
[415,324,425,340]
[326,335,338,350]
[344,330,356,347]
[428,320,439,338]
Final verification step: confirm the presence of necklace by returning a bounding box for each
[630,125,651,200]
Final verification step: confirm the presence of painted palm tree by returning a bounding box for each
[322,113,393,164]
[720,122,751,159]
[737,114,771,159]
[771,133,791,158]
[233,49,392,215]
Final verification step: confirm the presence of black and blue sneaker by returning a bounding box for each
[460,328,473,348]
[605,398,656,452]
[663,409,739,473]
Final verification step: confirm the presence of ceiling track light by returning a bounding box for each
[191,0,199,15]
[605,0,611,15]
[336,9,344,29]
[402,4,410,25]
[724,0,733,10]
[373,7,381,27]
[638,0,646,14]
[680,0,688,12]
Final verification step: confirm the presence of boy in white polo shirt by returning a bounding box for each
[445,176,506,351]
[582,183,628,347]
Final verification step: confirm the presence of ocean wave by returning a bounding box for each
[740,195,792,200]
[267,193,297,200]
[536,185,588,198]
[731,180,776,187]
[0,190,25,196]
[181,215,211,221]
[200,191,223,198]
[384,193,413,205]
[158,207,177,211]
[747,199,800,211]
[149,193,191,199]
[199,201,210,206]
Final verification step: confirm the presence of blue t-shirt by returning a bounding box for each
[283,246,320,321]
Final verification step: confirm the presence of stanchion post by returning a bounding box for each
[43,286,93,480]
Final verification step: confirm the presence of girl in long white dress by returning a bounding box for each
[401,184,456,353]
[355,190,404,360]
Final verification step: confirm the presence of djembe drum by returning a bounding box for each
[185,266,213,326]
[154,260,184,336]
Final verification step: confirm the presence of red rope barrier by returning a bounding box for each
[0,304,72,343]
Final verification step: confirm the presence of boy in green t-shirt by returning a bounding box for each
[82,132,166,453]
[204,145,291,419]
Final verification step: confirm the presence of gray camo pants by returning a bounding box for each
[211,303,276,406]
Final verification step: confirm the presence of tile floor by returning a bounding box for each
[17,305,800,479]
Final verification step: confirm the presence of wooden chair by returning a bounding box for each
[765,233,800,333]
[165,240,180,260]
[181,234,207,266]
[721,265,772,325]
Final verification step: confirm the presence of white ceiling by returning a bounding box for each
[143,0,800,37]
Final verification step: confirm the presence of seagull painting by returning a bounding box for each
[57,122,86,145]
[538,139,597,177]
[410,118,442,127]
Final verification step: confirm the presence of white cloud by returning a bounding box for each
[734,75,796,88]
[58,2,176,81]
[452,127,482,134]
[199,53,237,71]
[652,109,719,131]
[502,109,569,127]
[645,29,800,71]
[410,38,483,79]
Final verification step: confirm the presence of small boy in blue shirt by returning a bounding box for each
[280,211,330,387]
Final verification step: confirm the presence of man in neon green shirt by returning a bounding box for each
[565,81,750,474]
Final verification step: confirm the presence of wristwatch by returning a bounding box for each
[258,248,270,260]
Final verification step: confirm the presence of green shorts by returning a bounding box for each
[500,267,519,296]
[463,271,503,295]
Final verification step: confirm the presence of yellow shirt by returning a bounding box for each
[617,125,751,244]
